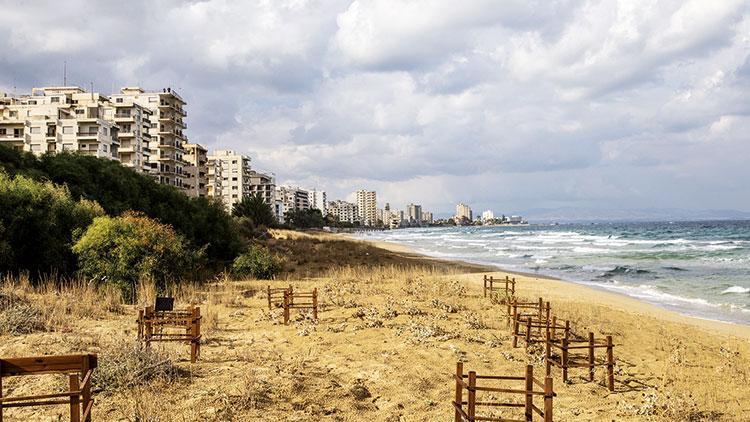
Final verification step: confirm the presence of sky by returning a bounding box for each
[1,0,749,216]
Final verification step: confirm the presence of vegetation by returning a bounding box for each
[232,194,277,228]
[284,208,325,229]
[73,212,193,302]
[232,245,283,279]
[0,171,104,277]
[0,146,242,272]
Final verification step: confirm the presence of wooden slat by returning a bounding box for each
[0,355,85,376]
[2,399,72,408]
[0,391,80,403]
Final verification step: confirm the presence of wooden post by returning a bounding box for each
[588,332,595,381]
[544,376,553,422]
[562,336,569,383]
[483,275,487,298]
[267,285,272,309]
[312,288,318,320]
[511,277,516,296]
[191,306,201,363]
[512,309,520,348]
[543,302,551,335]
[467,371,476,421]
[524,365,533,422]
[137,309,144,340]
[69,372,80,422]
[145,306,154,348]
[537,297,543,321]
[564,320,570,344]
[288,285,294,306]
[551,316,557,339]
[454,362,463,422]
[545,329,552,376]
[283,290,290,324]
[606,335,615,392]
[525,316,532,347]
[81,355,92,422]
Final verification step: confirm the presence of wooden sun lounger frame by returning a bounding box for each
[137,305,202,363]
[0,353,97,422]
[282,288,318,324]
[545,330,615,392]
[267,285,292,309]
[453,362,554,422]
[484,275,516,299]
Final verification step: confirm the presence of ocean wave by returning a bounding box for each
[597,266,652,278]
[721,286,750,294]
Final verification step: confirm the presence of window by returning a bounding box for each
[232,194,238,199]
[62,143,73,151]
[30,144,42,152]
[148,96,157,103]
[103,145,108,152]
[231,160,237,164]
[232,177,237,181]
[0,129,5,135]
[9,111,17,117]
[28,100,37,105]
[76,109,84,114]
[30,127,41,134]
[116,98,123,103]
[63,126,73,134]
[50,97,60,103]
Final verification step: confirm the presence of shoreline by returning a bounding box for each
[359,236,750,340]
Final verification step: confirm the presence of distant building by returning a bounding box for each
[247,170,276,206]
[207,149,252,211]
[206,156,222,199]
[309,189,327,215]
[421,211,434,224]
[183,143,208,198]
[482,210,494,222]
[328,200,358,224]
[277,186,310,212]
[456,202,473,222]
[356,190,377,226]
[407,203,423,226]
[509,215,524,224]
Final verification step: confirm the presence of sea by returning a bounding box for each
[356,220,750,325]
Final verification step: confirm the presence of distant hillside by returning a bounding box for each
[520,207,750,223]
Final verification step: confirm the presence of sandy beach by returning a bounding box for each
[366,236,750,340]
[1,230,749,421]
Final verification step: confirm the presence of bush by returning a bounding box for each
[93,340,182,391]
[232,245,283,279]
[0,171,104,277]
[0,146,242,272]
[73,212,193,301]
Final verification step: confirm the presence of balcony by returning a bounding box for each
[76,131,99,139]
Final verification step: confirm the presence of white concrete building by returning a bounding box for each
[407,203,423,226]
[0,87,120,160]
[277,186,310,213]
[422,211,434,224]
[456,202,473,222]
[356,190,377,226]
[328,200,358,224]
[207,149,252,211]
[183,143,208,198]
[111,87,188,190]
[309,189,327,216]
[248,170,276,206]
[482,210,495,222]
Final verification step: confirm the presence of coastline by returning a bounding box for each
[359,236,750,340]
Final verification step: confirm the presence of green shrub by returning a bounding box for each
[72,212,193,301]
[232,245,283,279]
[0,171,104,277]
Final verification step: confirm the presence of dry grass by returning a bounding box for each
[1,233,749,421]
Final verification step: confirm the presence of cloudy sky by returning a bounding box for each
[1,0,749,216]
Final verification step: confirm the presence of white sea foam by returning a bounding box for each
[721,286,750,294]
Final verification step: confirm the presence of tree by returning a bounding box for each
[72,212,192,302]
[284,208,325,229]
[232,194,277,227]
[0,172,103,278]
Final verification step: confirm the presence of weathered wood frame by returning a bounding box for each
[137,306,202,363]
[0,354,97,422]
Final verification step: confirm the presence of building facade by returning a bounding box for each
[421,211,434,224]
[309,189,327,216]
[111,87,188,190]
[328,200,358,224]
[0,87,120,160]
[247,170,276,206]
[277,186,310,213]
[482,210,494,222]
[183,143,208,197]
[356,190,377,226]
[207,149,252,211]
[407,203,423,226]
[456,202,473,222]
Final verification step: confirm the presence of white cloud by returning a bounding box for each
[1,0,749,213]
